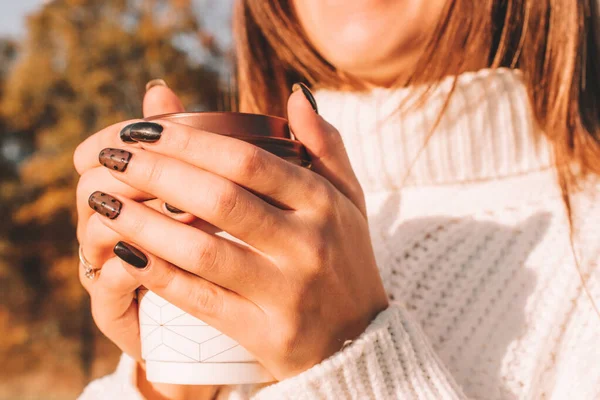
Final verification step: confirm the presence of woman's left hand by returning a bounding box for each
[75,88,389,380]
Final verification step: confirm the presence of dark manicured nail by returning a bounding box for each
[165,203,184,214]
[99,148,132,172]
[146,79,168,92]
[128,122,164,143]
[114,241,148,269]
[119,124,137,143]
[120,122,164,143]
[292,82,318,114]
[88,191,122,219]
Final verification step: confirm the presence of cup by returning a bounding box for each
[137,112,310,385]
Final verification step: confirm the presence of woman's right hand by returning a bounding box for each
[75,83,220,400]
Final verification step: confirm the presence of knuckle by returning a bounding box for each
[126,213,147,237]
[326,126,344,150]
[169,127,194,155]
[302,256,327,284]
[189,283,222,317]
[143,157,165,188]
[85,213,103,237]
[310,236,330,268]
[76,170,97,199]
[234,145,264,179]
[253,210,278,236]
[149,264,177,292]
[187,235,219,275]
[213,182,244,221]
[293,230,330,278]
[309,180,338,212]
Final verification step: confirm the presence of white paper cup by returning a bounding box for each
[138,288,273,385]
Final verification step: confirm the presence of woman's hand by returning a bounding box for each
[75,83,222,399]
[77,87,389,380]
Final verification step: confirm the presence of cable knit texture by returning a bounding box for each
[79,68,600,400]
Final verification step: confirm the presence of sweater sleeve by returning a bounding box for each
[78,304,468,400]
[251,303,468,400]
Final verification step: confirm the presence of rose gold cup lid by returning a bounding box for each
[146,112,311,167]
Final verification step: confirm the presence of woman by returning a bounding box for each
[76,0,600,399]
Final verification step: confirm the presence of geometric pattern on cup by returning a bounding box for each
[200,337,255,362]
[166,325,222,344]
[141,326,163,359]
[145,341,198,363]
[198,334,238,361]
[138,289,259,364]
[163,328,201,361]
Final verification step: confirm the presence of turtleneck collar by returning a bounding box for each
[314,68,554,190]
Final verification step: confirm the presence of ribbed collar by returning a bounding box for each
[314,68,554,190]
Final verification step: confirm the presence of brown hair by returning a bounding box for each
[234,0,600,305]
[235,0,600,175]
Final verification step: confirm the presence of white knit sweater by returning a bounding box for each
[79,69,600,400]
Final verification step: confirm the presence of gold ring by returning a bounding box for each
[79,245,100,280]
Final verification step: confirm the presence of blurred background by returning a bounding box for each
[0,1,235,398]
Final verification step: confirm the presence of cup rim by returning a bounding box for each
[146,111,289,124]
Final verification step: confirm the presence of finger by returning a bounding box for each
[81,202,211,270]
[80,256,142,360]
[288,84,366,215]
[74,119,143,175]
[113,119,321,210]
[82,213,124,269]
[151,198,197,225]
[74,80,184,175]
[143,80,185,117]
[77,165,152,221]
[113,241,265,343]
[76,167,197,241]
[98,147,292,252]
[82,198,173,270]
[89,192,280,301]
[143,81,195,219]
[76,166,155,243]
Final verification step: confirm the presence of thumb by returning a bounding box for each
[143,79,185,118]
[288,83,366,215]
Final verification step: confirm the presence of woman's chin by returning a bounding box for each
[326,50,417,87]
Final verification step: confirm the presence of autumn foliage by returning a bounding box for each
[0,0,229,397]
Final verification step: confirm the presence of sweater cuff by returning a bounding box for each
[252,303,467,400]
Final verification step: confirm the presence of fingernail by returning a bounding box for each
[122,122,164,143]
[88,191,122,219]
[119,124,137,144]
[292,82,318,114]
[114,241,148,269]
[165,203,184,214]
[146,79,168,92]
[99,148,132,172]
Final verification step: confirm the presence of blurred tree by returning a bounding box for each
[0,0,227,396]
[0,38,19,178]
